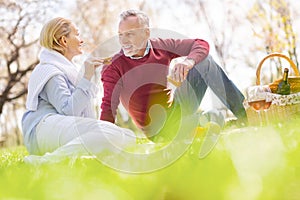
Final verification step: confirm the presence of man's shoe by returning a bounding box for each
[198,122,221,159]
[225,118,248,128]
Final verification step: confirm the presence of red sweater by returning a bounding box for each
[100,38,209,130]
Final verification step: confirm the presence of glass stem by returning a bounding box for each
[264,110,269,125]
[257,111,263,126]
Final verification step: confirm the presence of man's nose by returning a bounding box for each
[119,35,129,44]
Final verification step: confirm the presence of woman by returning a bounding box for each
[22,17,136,160]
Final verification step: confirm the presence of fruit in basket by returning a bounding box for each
[248,100,272,110]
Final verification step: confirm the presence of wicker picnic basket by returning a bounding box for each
[246,53,300,125]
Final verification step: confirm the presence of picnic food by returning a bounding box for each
[167,76,181,87]
[247,52,300,125]
[102,57,112,65]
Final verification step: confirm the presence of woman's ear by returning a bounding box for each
[59,36,68,47]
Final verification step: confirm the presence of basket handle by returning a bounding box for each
[256,53,300,85]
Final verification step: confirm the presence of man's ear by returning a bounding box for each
[145,28,150,38]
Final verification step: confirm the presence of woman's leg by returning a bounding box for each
[35,114,136,155]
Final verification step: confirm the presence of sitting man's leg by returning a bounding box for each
[150,55,247,142]
[198,109,224,158]
[185,55,248,126]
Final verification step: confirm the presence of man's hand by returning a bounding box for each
[170,58,195,83]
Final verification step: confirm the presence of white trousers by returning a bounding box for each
[33,114,137,158]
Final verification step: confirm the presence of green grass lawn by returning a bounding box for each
[1,119,300,200]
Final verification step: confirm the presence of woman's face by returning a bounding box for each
[63,24,83,60]
[118,16,150,57]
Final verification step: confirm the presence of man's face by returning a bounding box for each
[118,16,150,57]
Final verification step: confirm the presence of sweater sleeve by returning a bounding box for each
[152,38,209,64]
[100,65,122,123]
[187,39,210,63]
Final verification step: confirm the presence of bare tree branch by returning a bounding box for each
[0,0,60,115]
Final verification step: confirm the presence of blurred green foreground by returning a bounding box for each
[1,118,300,200]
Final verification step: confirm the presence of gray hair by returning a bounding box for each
[119,9,149,28]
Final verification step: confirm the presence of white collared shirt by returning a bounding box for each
[126,40,151,59]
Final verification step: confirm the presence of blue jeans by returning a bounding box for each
[150,55,247,142]
[173,55,247,124]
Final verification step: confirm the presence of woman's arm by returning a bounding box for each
[44,75,98,117]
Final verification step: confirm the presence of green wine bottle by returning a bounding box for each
[276,68,291,95]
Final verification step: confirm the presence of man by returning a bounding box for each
[100,9,247,142]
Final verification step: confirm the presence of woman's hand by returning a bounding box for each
[83,57,112,80]
[170,58,195,83]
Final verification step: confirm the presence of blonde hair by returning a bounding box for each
[39,17,72,54]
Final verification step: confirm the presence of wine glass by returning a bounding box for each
[246,85,272,126]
